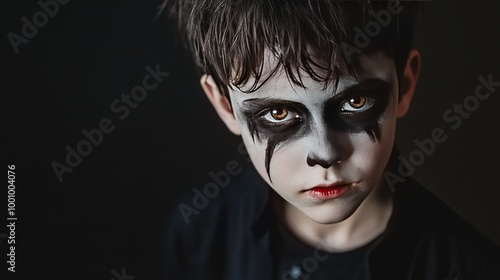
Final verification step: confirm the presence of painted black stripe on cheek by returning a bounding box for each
[264,136,281,183]
[264,125,310,182]
[364,124,381,142]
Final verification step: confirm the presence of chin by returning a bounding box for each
[302,202,360,224]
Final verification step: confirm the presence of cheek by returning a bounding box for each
[263,141,313,200]
[242,132,306,177]
[349,102,397,181]
[239,128,272,183]
[270,140,310,178]
[240,123,310,188]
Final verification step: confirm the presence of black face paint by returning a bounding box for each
[243,101,310,180]
[324,78,391,142]
[240,78,392,181]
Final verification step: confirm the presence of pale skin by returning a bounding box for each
[201,50,421,252]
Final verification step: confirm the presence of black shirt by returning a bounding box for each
[162,159,500,279]
[272,219,374,279]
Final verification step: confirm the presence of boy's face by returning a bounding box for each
[203,51,418,225]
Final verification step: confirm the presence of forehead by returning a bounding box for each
[228,52,397,104]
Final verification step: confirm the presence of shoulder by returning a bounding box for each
[162,164,270,278]
[373,177,500,279]
[167,164,268,230]
[396,178,497,247]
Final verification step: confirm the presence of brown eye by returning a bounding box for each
[271,108,288,120]
[348,97,366,109]
[340,96,374,112]
[263,107,300,123]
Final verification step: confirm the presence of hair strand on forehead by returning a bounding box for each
[163,0,422,97]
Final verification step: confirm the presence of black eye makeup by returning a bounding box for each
[340,96,374,112]
[239,78,392,180]
[241,100,310,180]
[325,78,391,141]
[242,100,309,140]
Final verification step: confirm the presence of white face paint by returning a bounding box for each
[229,52,399,224]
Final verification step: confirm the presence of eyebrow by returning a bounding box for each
[338,78,392,99]
[240,99,308,114]
[241,78,392,107]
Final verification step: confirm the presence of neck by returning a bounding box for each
[275,179,394,253]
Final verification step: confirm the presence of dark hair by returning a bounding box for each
[162,0,423,97]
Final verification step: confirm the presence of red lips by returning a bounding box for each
[307,183,352,199]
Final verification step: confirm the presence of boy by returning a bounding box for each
[162,1,500,279]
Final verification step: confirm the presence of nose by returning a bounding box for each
[306,124,349,169]
[306,154,341,168]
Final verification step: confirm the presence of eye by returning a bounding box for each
[262,107,300,123]
[340,96,375,112]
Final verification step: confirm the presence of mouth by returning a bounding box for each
[303,182,353,200]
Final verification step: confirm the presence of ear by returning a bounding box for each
[396,49,421,118]
[200,74,241,135]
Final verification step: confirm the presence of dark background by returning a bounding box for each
[1,1,499,279]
